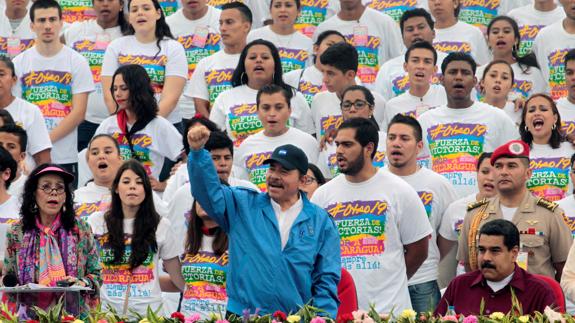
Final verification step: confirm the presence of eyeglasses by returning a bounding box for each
[303,175,317,185]
[38,184,66,194]
[341,100,371,111]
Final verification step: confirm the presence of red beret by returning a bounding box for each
[490,140,530,166]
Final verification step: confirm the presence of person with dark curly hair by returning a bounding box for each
[2,163,101,314]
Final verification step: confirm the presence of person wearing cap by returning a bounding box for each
[436,219,557,316]
[311,117,432,314]
[458,140,573,282]
[2,163,101,314]
[186,125,340,318]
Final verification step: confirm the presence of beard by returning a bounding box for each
[339,152,365,176]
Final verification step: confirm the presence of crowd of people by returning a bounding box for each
[2,0,575,319]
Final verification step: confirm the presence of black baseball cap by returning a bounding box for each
[263,144,308,174]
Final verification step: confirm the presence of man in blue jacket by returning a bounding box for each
[187,123,341,317]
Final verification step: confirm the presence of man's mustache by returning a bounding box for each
[481,262,496,269]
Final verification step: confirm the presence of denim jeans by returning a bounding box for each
[408,280,441,313]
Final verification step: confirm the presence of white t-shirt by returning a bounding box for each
[57,0,96,23]
[243,0,271,29]
[374,51,447,101]
[383,85,447,127]
[234,127,319,191]
[558,97,575,137]
[417,101,518,198]
[292,0,338,38]
[364,0,425,22]
[13,46,95,164]
[284,65,323,106]
[476,62,546,101]
[318,131,387,179]
[186,50,239,107]
[500,205,518,221]
[502,101,521,127]
[527,142,575,202]
[94,115,183,179]
[167,178,256,242]
[101,36,188,123]
[74,181,169,220]
[0,195,20,260]
[4,97,52,157]
[557,195,575,238]
[533,21,575,100]
[180,237,228,318]
[385,167,457,285]
[88,213,182,316]
[0,12,35,58]
[7,174,25,202]
[508,4,566,57]
[457,0,527,32]
[311,90,386,137]
[311,170,432,312]
[433,21,490,66]
[313,7,403,88]
[64,20,123,123]
[209,85,315,146]
[167,6,222,119]
[247,26,313,74]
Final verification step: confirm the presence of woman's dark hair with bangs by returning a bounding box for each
[486,16,539,73]
[105,160,160,269]
[111,64,158,124]
[20,164,76,232]
[231,39,287,89]
[127,0,174,56]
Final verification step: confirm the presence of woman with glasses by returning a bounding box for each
[519,93,575,202]
[299,163,325,198]
[2,164,101,316]
[317,85,386,179]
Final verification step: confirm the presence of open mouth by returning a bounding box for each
[496,40,506,46]
[97,162,109,170]
[389,150,402,157]
[47,200,59,205]
[254,66,265,72]
[136,18,147,24]
[414,71,425,78]
[100,9,111,14]
[492,85,501,92]
[483,183,495,191]
[532,118,545,130]
[268,182,284,189]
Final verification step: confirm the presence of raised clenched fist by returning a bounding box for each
[187,125,210,151]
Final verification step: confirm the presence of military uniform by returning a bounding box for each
[458,192,573,278]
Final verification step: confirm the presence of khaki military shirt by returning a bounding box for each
[458,192,572,277]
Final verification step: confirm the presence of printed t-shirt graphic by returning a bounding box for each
[283,65,324,106]
[188,51,239,108]
[458,0,500,31]
[365,0,420,22]
[0,196,20,260]
[58,0,96,23]
[527,143,575,202]
[158,0,179,17]
[0,14,36,58]
[558,98,575,137]
[557,197,575,239]
[508,5,566,57]
[294,0,337,38]
[207,0,240,8]
[533,22,575,100]
[181,250,228,317]
[433,21,490,65]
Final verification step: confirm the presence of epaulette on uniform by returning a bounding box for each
[467,199,488,211]
[536,198,558,212]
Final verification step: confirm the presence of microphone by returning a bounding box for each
[2,274,18,287]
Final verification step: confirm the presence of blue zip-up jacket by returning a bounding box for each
[188,149,341,318]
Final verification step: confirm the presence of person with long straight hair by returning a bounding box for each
[94,64,183,191]
[63,0,129,151]
[101,0,188,127]
[88,160,185,316]
[479,60,519,125]
[209,39,314,147]
[479,16,546,101]
[520,93,575,202]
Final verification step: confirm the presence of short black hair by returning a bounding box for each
[404,41,437,65]
[387,114,423,142]
[183,116,220,154]
[400,8,434,35]
[0,125,27,152]
[320,42,358,73]
[315,30,346,46]
[221,2,253,24]
[477,152,493,170]
[341,85,374,106]
[0,146,17,189]
[0,111,15,128]
[337,117,379,159]
[30,0,62,21]
[0,56,16,77]
[270,0,300,9]
[307,163,326,186]
[204,131,233,157]
[256,84,293,108]
[441,52,477,75]
[479,219,520,251]
[565,49,575,68]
